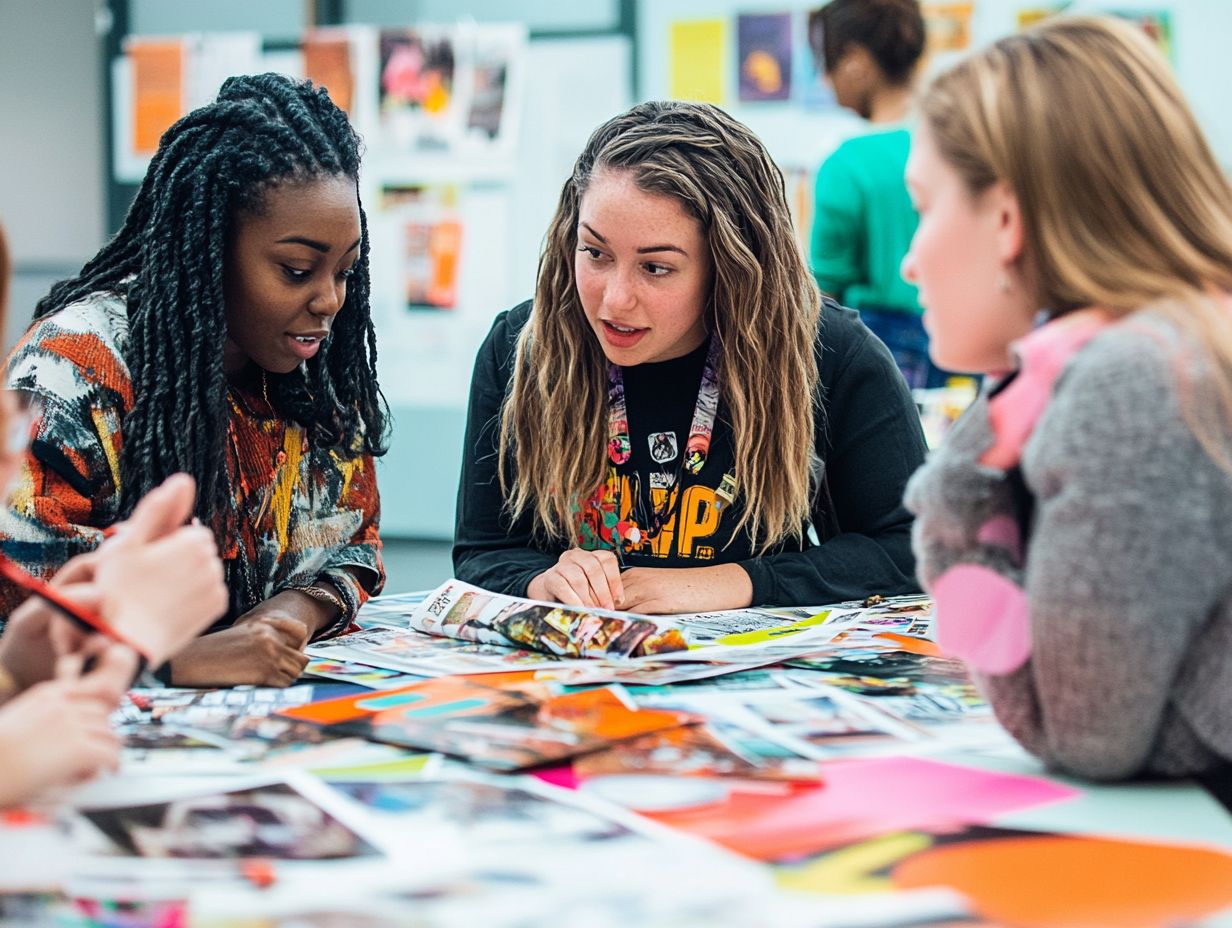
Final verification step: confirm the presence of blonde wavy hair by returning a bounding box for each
[499,101,821,552]
[922,15,1232,466]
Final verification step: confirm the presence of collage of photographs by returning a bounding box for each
[4,588,1216,926]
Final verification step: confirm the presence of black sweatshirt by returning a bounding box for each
[453,298,927,607]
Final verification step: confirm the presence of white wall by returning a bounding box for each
[0,0,105,265]
[0,0,104,265]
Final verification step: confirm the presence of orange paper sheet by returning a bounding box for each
[304,32,354,115]
[896,829,1232,928]
[130,40,184,155]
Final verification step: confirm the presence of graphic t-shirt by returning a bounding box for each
[576,340,753,565]
[454,299,928,607]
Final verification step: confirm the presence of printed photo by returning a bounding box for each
[84,782,380,860]
[282,679,693,771]
[333,777,632,845]
[413,579,686,659]
[576,722,822,783]
[304,658,426,690]
[747,693,906,756]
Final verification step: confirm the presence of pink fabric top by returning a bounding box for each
[981,308,1115,470]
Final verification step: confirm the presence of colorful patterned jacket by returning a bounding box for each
[0,291,383,632]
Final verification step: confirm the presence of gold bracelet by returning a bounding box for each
[0,663,19,705]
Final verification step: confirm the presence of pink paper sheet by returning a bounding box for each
[644,755,1079,861]
[533,765,582,791]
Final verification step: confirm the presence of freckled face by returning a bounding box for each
[574,170,712,366]
[223,174,362,376]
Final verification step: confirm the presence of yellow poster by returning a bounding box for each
[922,3,975,53]
[1017,5,1066,29]
[669,19,725,105]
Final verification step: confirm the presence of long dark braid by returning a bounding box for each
[33,73,389,539]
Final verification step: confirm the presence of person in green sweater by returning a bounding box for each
[808,0,951,388]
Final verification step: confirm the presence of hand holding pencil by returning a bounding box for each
[0,474,228,693]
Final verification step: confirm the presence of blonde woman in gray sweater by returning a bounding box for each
[901,17,1232,780]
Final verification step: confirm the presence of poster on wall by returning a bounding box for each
[303,29,356,115]
[378,26,461,152]
[922,3,975,53]
[379,185,463,311]
[129,39,184,156]
[375,24,526,157]
[115,33,263,181]
[1016,4,1070,29]
[462,24,523,155]
[669,19,726,104]
[737,13,793,103]
[1109,9,1174,62]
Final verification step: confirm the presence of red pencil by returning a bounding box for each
[0,555,151,661]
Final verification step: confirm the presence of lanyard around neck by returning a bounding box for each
[606,335,721,476]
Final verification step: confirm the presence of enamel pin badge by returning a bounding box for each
[649,431,678,464]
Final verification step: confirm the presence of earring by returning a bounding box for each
[998,273,1012,295]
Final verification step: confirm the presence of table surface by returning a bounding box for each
[12,590,1232,928]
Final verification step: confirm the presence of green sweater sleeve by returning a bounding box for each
[810,150,865,303]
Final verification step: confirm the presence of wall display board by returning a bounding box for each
[369,34,633,536]
[105,7,634,538]
[95,0,1225,541]
[112,24,523,184]
[639,0,1225,249]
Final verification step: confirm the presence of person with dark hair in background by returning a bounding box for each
[0,73,389,688]
[808,0,950,389]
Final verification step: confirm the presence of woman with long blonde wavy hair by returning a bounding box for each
[903,16,1232,780]
[454,101,925,614]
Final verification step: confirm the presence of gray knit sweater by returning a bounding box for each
[906,309,1232,781]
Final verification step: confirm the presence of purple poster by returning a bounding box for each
[738,12,793,102]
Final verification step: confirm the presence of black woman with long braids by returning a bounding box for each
[0,73,389,687]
